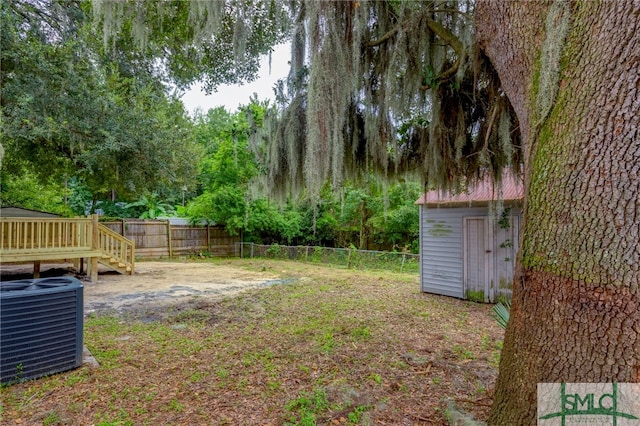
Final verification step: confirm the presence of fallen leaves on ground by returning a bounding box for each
[1,259,503,425]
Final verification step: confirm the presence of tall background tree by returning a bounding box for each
[1,0,200,213]
[185,103,419,250]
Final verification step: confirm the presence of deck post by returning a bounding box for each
[90,214,99,282]
[90,257,98,282]
[33,261,41,278]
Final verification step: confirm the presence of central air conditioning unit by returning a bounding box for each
[1,277,84,385]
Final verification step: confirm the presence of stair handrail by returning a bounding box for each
[97,223,135,274]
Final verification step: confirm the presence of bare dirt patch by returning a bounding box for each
[1,260,281,314]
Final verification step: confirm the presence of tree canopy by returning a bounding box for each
[1,0,200,209]
[92,0,291,91]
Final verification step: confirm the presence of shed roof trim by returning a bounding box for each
[415,172,524,206]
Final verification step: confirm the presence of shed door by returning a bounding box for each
[463,217,491,302]
[493,214,520,301]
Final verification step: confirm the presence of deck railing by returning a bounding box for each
[0,216,134,278]
[0,217,94,254]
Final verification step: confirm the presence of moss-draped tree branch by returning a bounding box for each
[253,0,520,200]
[366,11,464,57]
[91,0,521,201]
[424,16,464,56]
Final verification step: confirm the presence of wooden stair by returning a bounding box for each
[99,255,132,273]
[97,224,135,275]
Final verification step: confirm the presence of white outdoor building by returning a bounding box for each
[415,173,524,303]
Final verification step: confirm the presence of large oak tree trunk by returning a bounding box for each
[476,1,640,424]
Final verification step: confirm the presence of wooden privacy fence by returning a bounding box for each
[101,220,239,258]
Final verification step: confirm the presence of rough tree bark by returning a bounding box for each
[476,1,640,424]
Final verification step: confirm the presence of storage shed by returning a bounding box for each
[415,173,524,303]
[0,206,59,218]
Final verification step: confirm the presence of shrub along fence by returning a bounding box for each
[102,220,239,258]
[236,242,419,273]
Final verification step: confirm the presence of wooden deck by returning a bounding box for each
[0,215,134,282]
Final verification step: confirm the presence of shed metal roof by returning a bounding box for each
[0,206,59,218]
[415,171,524,207]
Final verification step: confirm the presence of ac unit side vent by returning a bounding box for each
[2,334,79,355]
[1,277,84,385]
[3,310,79,333]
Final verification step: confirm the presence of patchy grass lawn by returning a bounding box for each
[1,259,503,425]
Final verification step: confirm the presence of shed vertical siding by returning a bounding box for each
[420,205,521,301]
[420,206,488,298]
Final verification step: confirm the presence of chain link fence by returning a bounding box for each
[236,242,419,273]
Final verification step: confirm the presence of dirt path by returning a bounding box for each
[1,261,281,314]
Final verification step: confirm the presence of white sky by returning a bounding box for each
[180,43,291,114]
